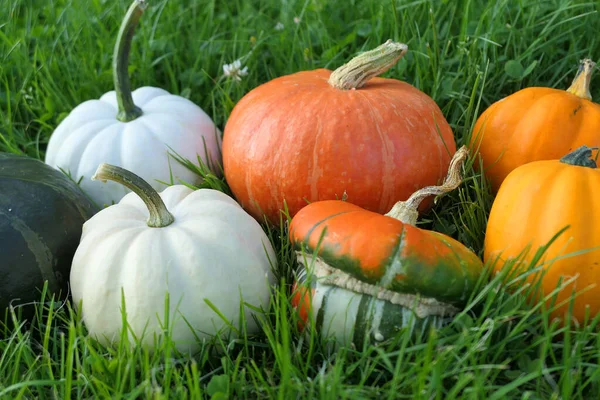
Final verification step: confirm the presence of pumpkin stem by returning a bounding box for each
[566,59,595,101]
[114,0,146,123]
[92,163,175,227]
[328,40,408,90]
[559,145,598,169]
[385,146,469,225]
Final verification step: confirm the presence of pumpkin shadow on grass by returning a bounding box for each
[1,282,73,343]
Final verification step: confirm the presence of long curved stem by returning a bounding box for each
[328,40,408,90]
[92,163,175,228]
[566,59,595,101]
[114,0,146,122]
[385,146,469,225]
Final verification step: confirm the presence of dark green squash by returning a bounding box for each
[0,152,98,320]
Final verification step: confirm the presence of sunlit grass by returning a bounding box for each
[1,0,600,398]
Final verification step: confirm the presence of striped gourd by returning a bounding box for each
[290,146,484,347]
[293,254,452,347]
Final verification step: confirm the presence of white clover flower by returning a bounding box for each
[21,86,34,102]
[293,16,301,24]
[275,22,284,31]
[223,59,249,82]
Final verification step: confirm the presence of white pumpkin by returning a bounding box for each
[70,163,276,354]
[45,0,221,208]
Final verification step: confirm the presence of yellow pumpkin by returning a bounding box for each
[484,146,600,323]
[470,59,600,192]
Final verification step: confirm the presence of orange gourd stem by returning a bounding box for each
[566,59,596,101]
[328,39,408,90]
[385,146,469,225]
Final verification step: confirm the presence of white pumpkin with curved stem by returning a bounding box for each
[70,163,276,354]
[45,0,221,208]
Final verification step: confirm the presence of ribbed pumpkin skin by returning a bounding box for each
[485,160,600,322]
[289,200,483,305]
[222,69,456,224]
[0,153,98,317]
[470,87,600,192]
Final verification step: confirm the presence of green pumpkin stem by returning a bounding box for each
[92,163,175,227]
[566,59,595,101]
[385,146,469,225]
[328,39,408,90]
[559,146,598,169]
[114,0,146,122]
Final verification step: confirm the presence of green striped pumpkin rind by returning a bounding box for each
[295,259,453,348]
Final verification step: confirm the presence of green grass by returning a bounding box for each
[2,0,600,398]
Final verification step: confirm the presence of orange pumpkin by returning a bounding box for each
[222,40,456,225]
[289,147,485,346]
[469,59,600,192]
[485,146,600,324]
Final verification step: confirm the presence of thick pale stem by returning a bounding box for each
[328,39,408,90]
[566,59,595,101]
[560,145,598,168]
[92,163,175,227]
[385,146,469,225]
[114,0,146,122]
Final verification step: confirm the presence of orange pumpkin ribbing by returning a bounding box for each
[470,59,600,192]
[223,69,456,224]
[485,158,600,323]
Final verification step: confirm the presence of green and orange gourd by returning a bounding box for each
[289,147,485,347]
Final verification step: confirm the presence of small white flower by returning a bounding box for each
[275,22,284,31]
[293,16,301,24]
[222,59,249,82]
[21,87,34,101]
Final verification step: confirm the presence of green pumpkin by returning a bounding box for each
[0,153,98,319]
